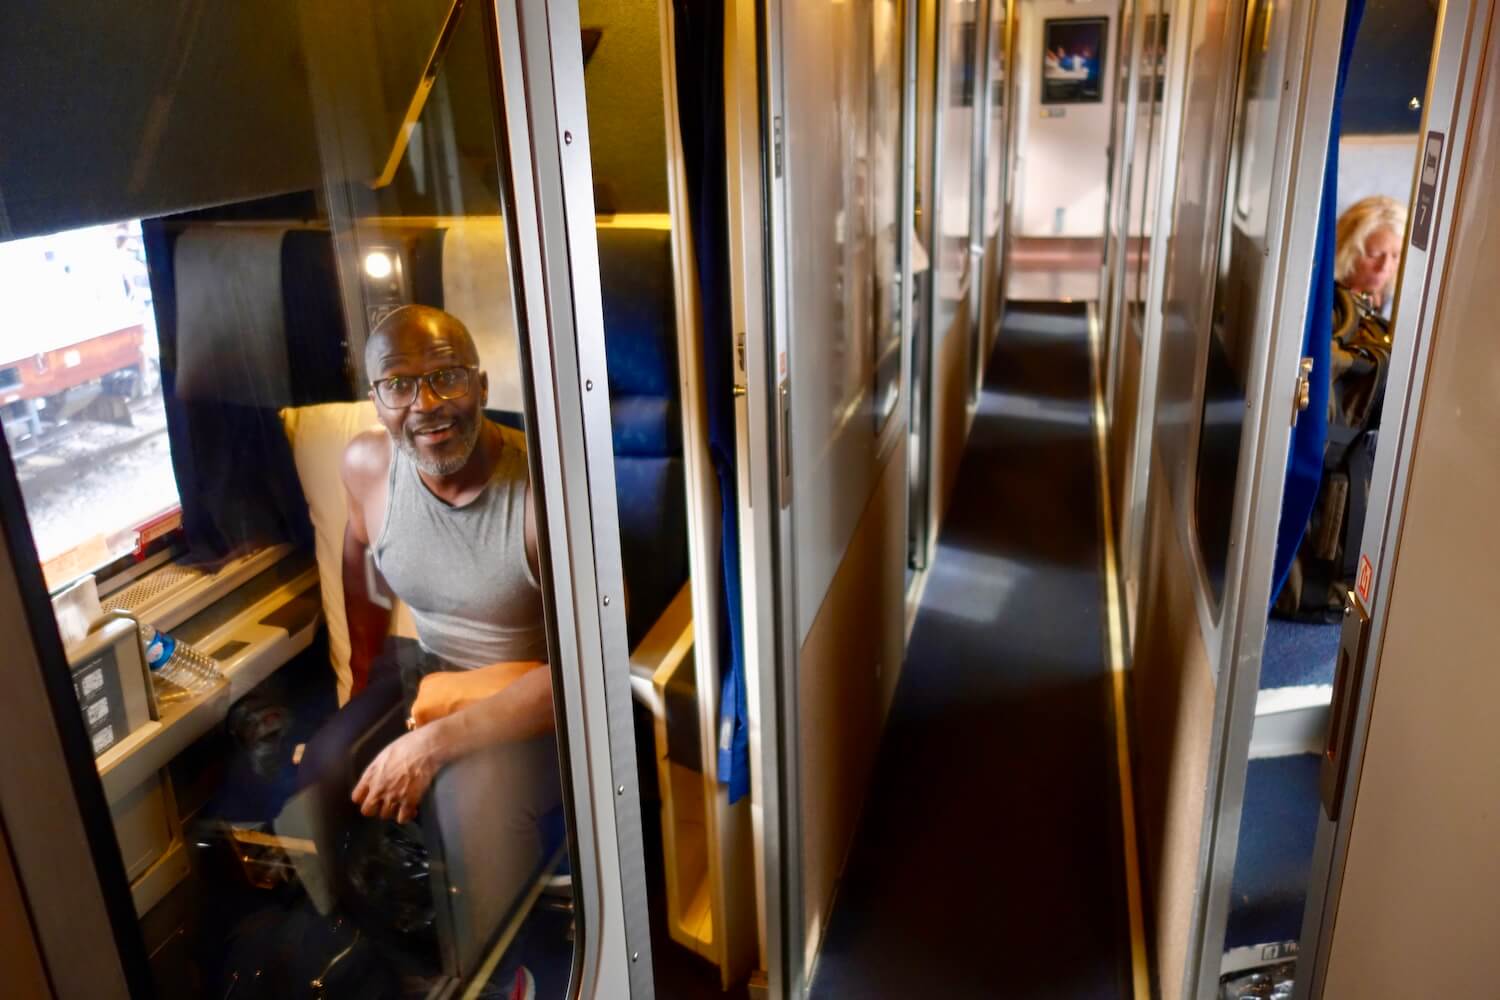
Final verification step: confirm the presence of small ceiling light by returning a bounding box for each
[364,251,394,280]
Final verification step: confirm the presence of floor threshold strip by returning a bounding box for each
[1087,302,1152,1000]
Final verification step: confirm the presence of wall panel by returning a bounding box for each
[1133,455,1215,1000]
[1013,0,1118,237]
[931,296,973,524]
[577,0,668,213]
[798,444,909,972]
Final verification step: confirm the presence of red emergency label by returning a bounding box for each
[1356,554,1374,606]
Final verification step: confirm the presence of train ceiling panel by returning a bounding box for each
[0,1,457,239]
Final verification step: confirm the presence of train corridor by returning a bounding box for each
[809,302,1134,998]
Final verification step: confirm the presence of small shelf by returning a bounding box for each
[97,561,321,805]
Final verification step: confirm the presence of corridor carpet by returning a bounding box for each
[809,302,1133,999]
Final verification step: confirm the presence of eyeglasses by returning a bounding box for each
[370,365,478,409]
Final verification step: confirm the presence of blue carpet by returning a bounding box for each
[1225,754,1322,950]
[1261,619,1341,690]
[809,304,1131,999]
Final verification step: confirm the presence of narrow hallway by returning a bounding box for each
[809,302,1132,998]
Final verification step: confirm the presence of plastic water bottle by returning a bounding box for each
[140,623,222,698]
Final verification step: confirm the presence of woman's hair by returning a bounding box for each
[1334,195,1408,291]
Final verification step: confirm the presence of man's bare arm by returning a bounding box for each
[342,432,392,695]
[523,481,540,581]
[351,666,554,823]
[424,665,554,759]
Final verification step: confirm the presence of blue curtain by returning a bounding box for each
[142,221,315,563]
[673,0,749,803]
[1271,0,1367,605]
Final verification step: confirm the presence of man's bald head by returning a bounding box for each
[365,305,490,477]
[365,305,479,381]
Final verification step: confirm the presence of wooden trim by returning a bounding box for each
[0,821,51,1000]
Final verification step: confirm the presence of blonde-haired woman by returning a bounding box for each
[1334,195,1407,314]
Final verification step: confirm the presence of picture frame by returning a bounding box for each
[1041,17,1108,105]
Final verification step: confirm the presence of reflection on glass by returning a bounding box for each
[1103,0,1135,348]
[935,0,979,339]
[873,0,906,432]
[820,0,878,429]
[1194,0,1286,604]
[1129,2,1170,330]
[983,0,1008,244]
[4,2,579,995]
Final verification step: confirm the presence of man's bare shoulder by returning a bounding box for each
[341,430,392,499]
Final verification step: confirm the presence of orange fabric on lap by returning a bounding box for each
[410,661,545,728]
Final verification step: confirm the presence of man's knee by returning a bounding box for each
[430,735,562,843]
[297,666,404,792]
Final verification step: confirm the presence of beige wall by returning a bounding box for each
[1132,456,1214,1000]
[1321,13,1500,990]
[579,0,668,213]
[1014,0,1118,237]
[0,824,48,999]
[798,442,909,972]
[931,298,975,524]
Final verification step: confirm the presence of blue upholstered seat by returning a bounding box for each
[1225,753,1322,952]
[1261,619,1341,690]
[595,227,688,645]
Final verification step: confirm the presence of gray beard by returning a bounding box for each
[398,417,481,477]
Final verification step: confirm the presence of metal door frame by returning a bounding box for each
[1102,0,1145,427]
[1295,1,1489,993]
[970,0,1016,405]
[964,0,995,410]
[722,0,807,996]
[1118,0,1193,629]
[1099,0,1131,417]
[751,0,923,993]
[751,0,810,994]
[1178,0,1348,994]
[908,0,948,573]
[495,1,655,993]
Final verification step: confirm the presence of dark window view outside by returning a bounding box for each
[0,221,180,586]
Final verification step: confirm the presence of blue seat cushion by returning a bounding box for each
[611,394,680,457]
[613,456,688,645]
[1262,619,1341,690]
[1225,753,1322,951]
[597,228,677,398]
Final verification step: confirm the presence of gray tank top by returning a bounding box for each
[372,427,548,669]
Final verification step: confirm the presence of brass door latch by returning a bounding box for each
[1292,356,1314,426]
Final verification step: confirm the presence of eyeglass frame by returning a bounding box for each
[368,364,482,409]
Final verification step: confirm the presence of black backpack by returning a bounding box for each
[1274,285,1393,623]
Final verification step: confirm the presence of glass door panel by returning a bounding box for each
[0,2,642,996]
[976,0,1014,375]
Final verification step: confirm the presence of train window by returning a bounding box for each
[2,3,592,995]
[1192,0,1289,606]
[0,221,179,589]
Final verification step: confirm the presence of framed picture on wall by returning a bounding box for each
[1042,17,1108,105]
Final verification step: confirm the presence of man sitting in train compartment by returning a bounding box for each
[332,304,559,827]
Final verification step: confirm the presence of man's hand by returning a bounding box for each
[351,728,444,824]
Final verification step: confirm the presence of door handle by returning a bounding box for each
[1292,356,1314,426]
[1320,588,1372,821]
[778,378,792,509]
